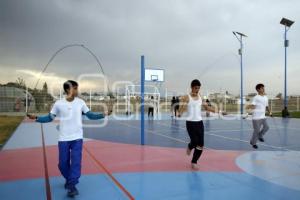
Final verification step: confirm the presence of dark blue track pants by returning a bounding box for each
[58,139,83,187]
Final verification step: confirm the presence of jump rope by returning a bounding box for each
[26,44,133,199]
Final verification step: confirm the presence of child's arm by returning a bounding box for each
[203,103,218,113]
[246,104,256,110]
[81,98,112,120]
[266,106,272,116]
[177,95,188,117]
[27,113,56,123]
[27,101,58,123]
[83,111,106,120]
[246,96,257,110]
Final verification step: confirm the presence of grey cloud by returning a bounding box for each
[0,0,299,95]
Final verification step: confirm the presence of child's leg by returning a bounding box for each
[186,121,197,150]
[259,119,269,138]
[58,141,71,181]
[68,139,83,187]
[191,121,204,164]
[191,145,203,164]
[251,119,262,145]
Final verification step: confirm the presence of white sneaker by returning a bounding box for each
[191,163,199,170]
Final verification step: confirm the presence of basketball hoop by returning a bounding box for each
[145,68,164,82]
[151,75,158,82]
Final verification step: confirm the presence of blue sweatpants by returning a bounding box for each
[58,139,83,188]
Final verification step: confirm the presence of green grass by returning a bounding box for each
[273,111,300,118]
[0,115,24,148]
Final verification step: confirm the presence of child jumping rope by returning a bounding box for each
[246,83,272,149]
[177,79,218,170]
[28,80,111,197]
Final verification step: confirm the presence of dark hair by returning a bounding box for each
[191,79,201,88]
[63,80,78,94]
[255,83,264,91]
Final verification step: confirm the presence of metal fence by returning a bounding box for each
[0,86,299,116]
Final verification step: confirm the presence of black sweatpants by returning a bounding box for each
[175,106,179,117]
[186,120,204,164]
[148,107,154,117]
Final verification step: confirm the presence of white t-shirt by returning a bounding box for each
[50,97,90,141]
[251,95,269,120]
[149,99,155,108]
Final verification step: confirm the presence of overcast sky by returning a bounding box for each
[0,0,299,96]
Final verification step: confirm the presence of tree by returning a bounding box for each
[5,78,26,89]
[42,82,48,93]
[16,77,26,89]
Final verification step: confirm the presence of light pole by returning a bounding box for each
[280,18,294,117]
[140,55,145,145]
[233,31,247,116]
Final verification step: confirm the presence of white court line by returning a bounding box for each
[113,122,260,186]
[115,121,224,151]
[277,126,300,131]
[155,121,294,151]
[154,120,283,134]
[116,121,189,144]
[113,120,300,192]
[115,120,295,151]
[117,121,222,152]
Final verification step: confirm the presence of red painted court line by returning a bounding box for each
[41,124,52,200]
[83,145,135,200]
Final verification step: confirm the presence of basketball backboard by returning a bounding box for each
[145,68,164,82]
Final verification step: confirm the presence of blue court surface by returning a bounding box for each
[0,116,300,200]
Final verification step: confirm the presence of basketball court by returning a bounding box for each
[0,3,299,199]
[0,115,300,199]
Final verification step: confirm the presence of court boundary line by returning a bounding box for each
[116,121,189,144]
[155,120,293,151]
[40,124,52,200]
[112,121,286,191]
[115,120,294,151]
[83,145,135,200]
[115,121,220,151]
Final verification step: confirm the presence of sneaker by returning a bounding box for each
[186,146,192,156]
[64,181,68,189]
[67,186,79,198]
[259,138,265,142]
[252,144,258,149]
[191,163,199,170]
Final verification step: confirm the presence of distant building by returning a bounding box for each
[208,92,237,104]
[236,97,248,105]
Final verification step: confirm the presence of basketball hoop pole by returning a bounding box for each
[141,55,145,145]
